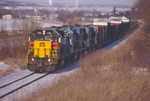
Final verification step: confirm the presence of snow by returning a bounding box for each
[0,62,9,70]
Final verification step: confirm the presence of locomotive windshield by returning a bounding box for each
[29,30,59,43]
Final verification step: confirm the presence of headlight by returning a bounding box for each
[48,59,51,62]
[32,58,34,61]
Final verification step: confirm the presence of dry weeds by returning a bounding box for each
[0,67,14,77]
[4,58,26,70]
[0,58,26,77]
[0,19,38,76]
[0,35,27,76]
[135,0,150,27]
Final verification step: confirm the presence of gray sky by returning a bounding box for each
[13,0,137,6]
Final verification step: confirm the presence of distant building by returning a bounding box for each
[93,16,129,26]
[109,16,129,24]
[93,18,109,26]
[2,14,12,19]
[31,16,42,22]
[82,17,93,23]
[42,14,58,20]
[34,7,38,13]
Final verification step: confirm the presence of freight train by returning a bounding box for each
[27,19,137,72]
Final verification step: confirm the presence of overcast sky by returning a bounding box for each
[13,0,137,6]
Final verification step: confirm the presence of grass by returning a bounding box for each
[4,58,27,70]
[21,26,150,101]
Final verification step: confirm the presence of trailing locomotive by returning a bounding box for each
[27,21,137,72]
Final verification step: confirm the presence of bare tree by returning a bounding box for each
[135,0,150,27]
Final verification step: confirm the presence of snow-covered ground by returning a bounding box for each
[0,29,139,100]
[0,62,9,70]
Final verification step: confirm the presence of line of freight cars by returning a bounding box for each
[27,21,137,72]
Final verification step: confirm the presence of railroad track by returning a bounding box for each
[0,72,35,89]
[0,72,50,99]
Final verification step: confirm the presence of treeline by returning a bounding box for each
[135,0,150,27]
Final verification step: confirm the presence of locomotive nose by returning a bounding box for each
[34,41,52,58]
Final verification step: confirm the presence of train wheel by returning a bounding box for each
[27,64,31,69]
[27,64,36,71]
[36,68,43,73]
[46,66,51,72]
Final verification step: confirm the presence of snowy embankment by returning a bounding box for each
[0,62,8,70]
[0,29,139,101]
[0,62,11,77]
